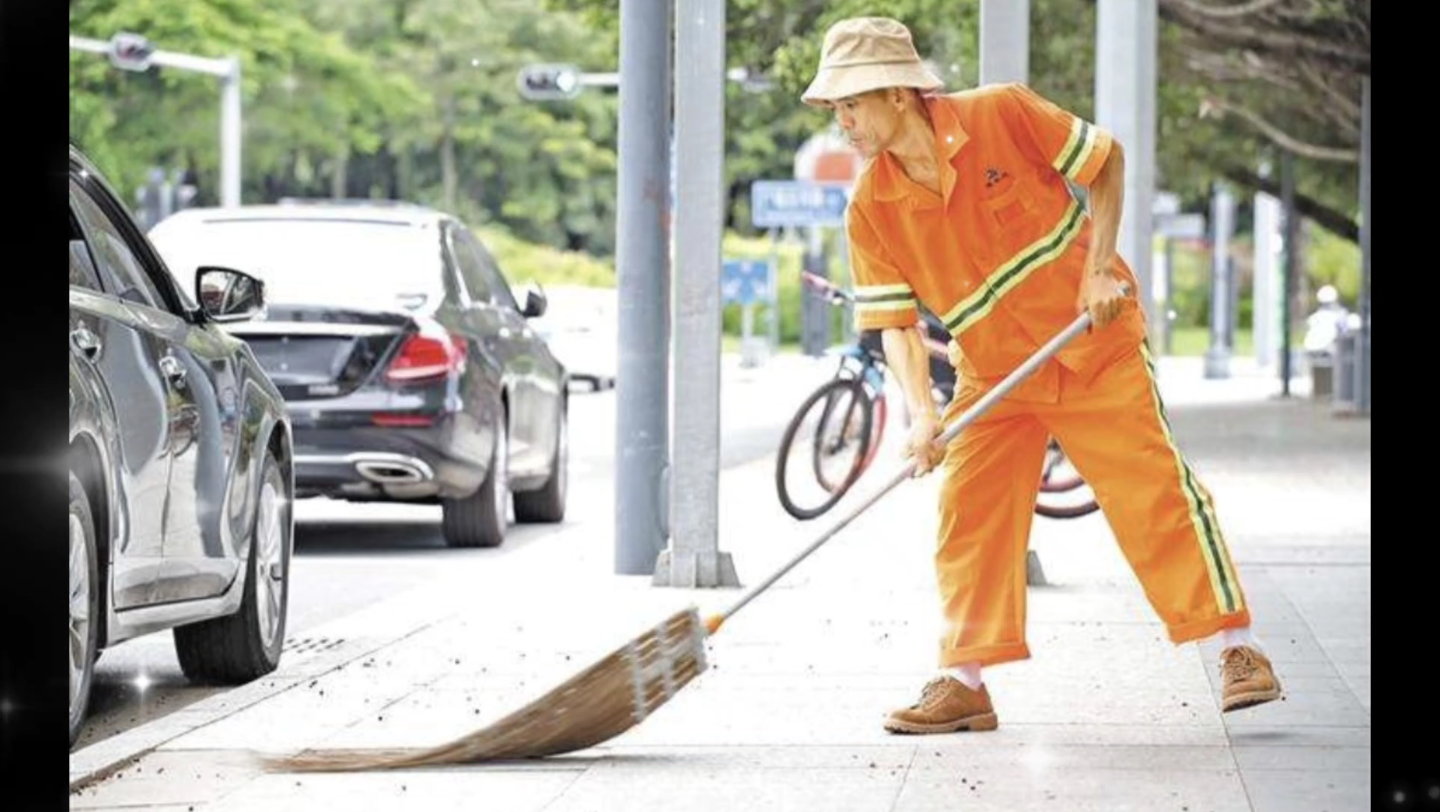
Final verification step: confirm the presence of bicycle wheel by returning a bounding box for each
[776,377,875,521]
[1034,439,1100,519]
[1038,438,1086,493]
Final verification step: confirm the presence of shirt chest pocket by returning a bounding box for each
[974,172,1050,265]
[978,170,1041,232]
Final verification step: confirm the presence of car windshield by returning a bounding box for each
[149,217,445,311]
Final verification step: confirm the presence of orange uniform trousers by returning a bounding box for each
[934,341,1251,668]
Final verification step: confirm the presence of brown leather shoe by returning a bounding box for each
[1220,645,1283,711]
[884,676,998,734]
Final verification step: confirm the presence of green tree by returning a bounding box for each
[69,0,421,205]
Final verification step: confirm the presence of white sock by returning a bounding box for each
[1219,626,1262,654]
[938,663,983,690]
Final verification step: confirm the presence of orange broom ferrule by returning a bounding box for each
[703,614,725,635]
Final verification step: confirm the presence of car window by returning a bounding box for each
[447,226,493,305]
[466,232,520,312]
[70,179,166,309]
[68,211,103,291]
[148,216,446,312]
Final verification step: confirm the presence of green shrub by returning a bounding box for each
[475,224,616,289]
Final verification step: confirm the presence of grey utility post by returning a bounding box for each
[69,33,242,208]
[1252,161,1283,371]
[614,0,674,575]
[654,0,739,589]
[1355,77,1370,414]
[1280,152,1297,396]
[1205,183,1236,379]
[979,0,1029,85]
[1095,0,1159,349]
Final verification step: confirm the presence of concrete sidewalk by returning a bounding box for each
[68,355,1370,812]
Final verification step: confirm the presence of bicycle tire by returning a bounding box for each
[1038,440,1086,493]
[1034,497,1101,519]
[1034,438,1099,517]
[776,377,875,521]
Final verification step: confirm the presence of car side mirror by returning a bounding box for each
[521,286,547,319]
[196,267,266,323]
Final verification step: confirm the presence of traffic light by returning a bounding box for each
[108,32,154,72]
[516,64,583,101]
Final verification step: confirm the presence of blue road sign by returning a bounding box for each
[750,180,850,229]
[721,259,773,306]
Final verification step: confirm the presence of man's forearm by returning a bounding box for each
[1085,142,1125,277]
[881,326,936,420]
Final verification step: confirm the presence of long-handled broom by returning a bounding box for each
[263,303,1106,772]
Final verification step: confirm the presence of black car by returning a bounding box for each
[68,145,295,748]
[147,201,569,549]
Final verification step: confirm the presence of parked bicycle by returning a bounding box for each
[775,271,1099,522]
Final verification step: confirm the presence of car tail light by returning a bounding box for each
[385,331,467,383]
[371,413,435,427]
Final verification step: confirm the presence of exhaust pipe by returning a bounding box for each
[352,454,434,484]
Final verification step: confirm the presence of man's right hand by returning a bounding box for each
[904,412,945,476]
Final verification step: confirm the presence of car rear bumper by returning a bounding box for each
[292,422,486,501]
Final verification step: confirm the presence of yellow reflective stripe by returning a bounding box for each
[1139,341,1244,615]
[941,200,1086,335]
[1054,117,1099,181]
[854,283,913,298]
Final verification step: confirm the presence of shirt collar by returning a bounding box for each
[872,95,969,203]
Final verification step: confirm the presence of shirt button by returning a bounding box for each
[946,136,954,143]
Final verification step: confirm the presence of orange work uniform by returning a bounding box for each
[846,83,1251,668]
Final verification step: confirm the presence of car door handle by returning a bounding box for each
[159,355,187,384]
[71,325,101,359]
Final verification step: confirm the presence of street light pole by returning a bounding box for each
[70,34,243,207]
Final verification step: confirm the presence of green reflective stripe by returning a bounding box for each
[1054,118,1098,180]
[854,291,914,305]
[942,201,1086,336]
[1139,341,1243,614]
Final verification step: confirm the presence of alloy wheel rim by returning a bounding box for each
[255,481,286,649]
[69,513,91,719]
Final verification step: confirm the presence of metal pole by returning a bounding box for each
[1356,77,1370,414]
[615,0,673,575]
[1204,183,1233,379]
[1095,0,1158,349]
[221,57,242,207]
[1163,236,1175,355]
[767,228,781,352]
[654,0,738,588]
[1280,151,1296,397]
[979,0,1030,85]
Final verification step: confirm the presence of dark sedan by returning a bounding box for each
[147,201,569,549]
[68,145,295,748]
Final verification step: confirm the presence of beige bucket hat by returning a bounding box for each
[801,17,944,107]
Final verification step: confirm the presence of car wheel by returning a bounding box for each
[174,449,291,683]
[442,410,507,548]
[514,404,567,523]
[69,471,99,750]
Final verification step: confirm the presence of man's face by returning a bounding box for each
[830,89,902,158]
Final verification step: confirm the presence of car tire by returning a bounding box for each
[514,404,567,524]
[69,471,100,750]
[174,449,291,684]
[442,411,507,548]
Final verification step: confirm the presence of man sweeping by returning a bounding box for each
[800,16,1283,734]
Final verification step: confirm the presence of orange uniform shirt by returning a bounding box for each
[846,82,1148,401]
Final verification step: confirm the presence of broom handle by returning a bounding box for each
[707,293,1125,635]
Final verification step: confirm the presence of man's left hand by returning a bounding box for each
[1077,272,1129,328]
